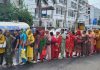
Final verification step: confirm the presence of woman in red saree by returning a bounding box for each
[66,32,74,58]
[50,32,58,59]
[56,32,62,59]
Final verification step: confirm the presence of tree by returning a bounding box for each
[0,2,33,26]
[36,0,56,26]
[17,9,33,26]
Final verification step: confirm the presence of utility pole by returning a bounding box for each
[74,0,80,30]
[64,0,67,28]
[38,0,42,26]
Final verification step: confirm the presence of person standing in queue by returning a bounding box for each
[60,29,66,59]
[33,30,40,63]
[66,32,74,59]
[0,29,6,67]
[56,31,62,59]
[26,29,35,63]
[45,31,51,61]
[50,32,57,59]
[13,30,20,65]
[95,30,100,53]
[5,30,15,67]
[74,31,82,57]
[38,31,46,62]
[19,29,27,65]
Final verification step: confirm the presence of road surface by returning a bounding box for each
[1,54,100,70]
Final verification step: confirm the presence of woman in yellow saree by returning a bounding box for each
[26,29,35,62]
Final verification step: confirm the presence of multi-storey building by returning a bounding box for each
[0,0,89,28]
[23,0,67,28]
[67,0,89,28]
[88,5,100,25]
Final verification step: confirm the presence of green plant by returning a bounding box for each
[0,2,33,26]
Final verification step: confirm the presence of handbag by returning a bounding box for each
[0,41,6,48]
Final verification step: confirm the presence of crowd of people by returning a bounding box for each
[0,28,100,67]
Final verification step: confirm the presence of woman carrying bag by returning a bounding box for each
[0,29,6,67]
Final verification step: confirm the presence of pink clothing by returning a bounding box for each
[46,45,51,60]
[88,33,95,54]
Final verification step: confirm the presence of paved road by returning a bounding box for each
[1,54,100,70]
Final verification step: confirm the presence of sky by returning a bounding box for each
[88,0,100,9]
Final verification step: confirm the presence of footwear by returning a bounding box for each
[33,61,37,64]
[19,62,25,65]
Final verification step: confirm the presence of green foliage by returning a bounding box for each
[17,9,33,26]
[0,3,33,26]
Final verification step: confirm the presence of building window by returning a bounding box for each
[88,11,90,14]
[61,7,65,15]
[71,1,77,9]
[56,20,60,28]
[68,10,75,17]
[56,6,61,14]
[59,0,66,4]
[79,5,82,11]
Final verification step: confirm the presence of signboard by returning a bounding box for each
[93,18,97,25]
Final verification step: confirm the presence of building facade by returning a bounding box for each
[88,5,100,25]
[2,0,89,28]
[22,0,67,28]
[66,0,89,28]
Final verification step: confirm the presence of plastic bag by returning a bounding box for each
[20,48,27,60]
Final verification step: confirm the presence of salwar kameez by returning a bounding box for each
[39,37,46,61]
[61,33,66,58]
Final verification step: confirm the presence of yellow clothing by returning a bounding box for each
[96,34,100,49]
[26,29,35,61]
[27,46,33,59]
[26,29,31,36]
[0,35,5,54]
[21,49,27,59]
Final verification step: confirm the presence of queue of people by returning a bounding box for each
[0,28,100,67]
